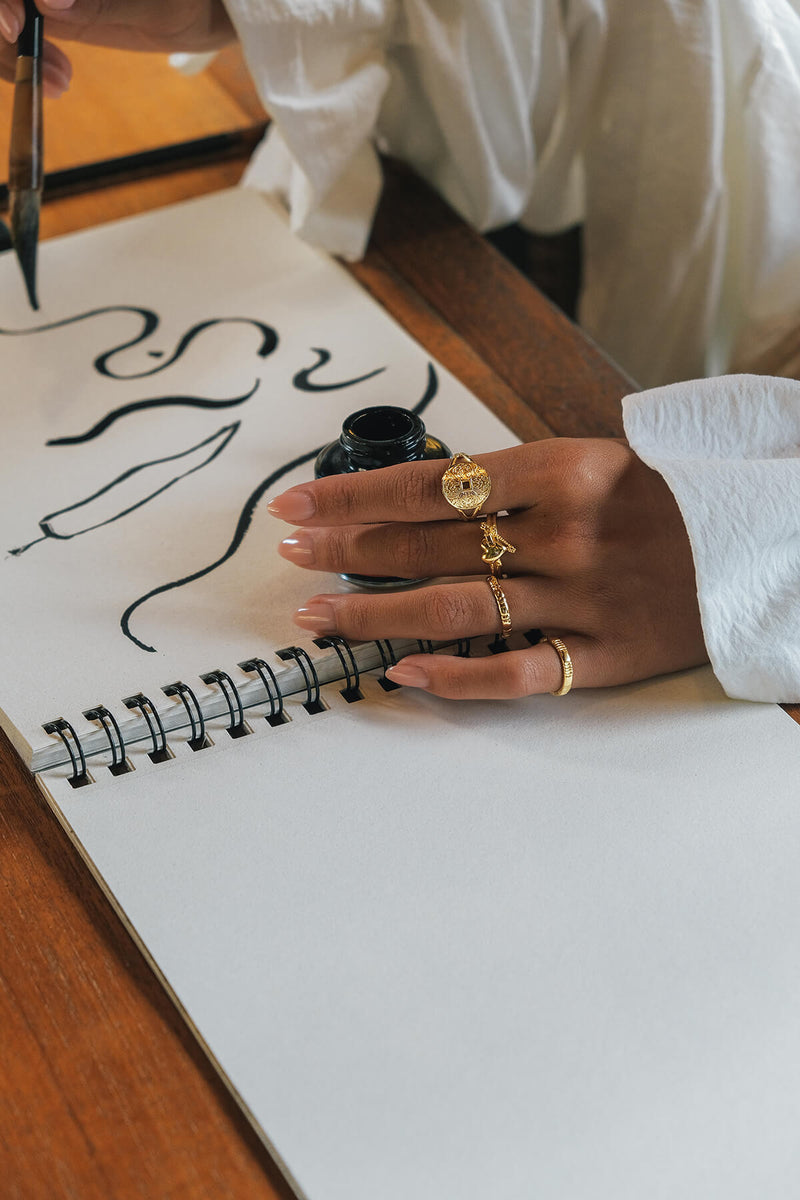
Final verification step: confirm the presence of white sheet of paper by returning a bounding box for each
[3,189,800,1200]
[0,188,512,760]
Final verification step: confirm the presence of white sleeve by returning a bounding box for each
[222,0,396,260]
[623,376,800,702]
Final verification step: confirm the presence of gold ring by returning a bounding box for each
[480,513,517,577]
[486,575,512,638]
[540,636,574,696]
[442,452,492,521]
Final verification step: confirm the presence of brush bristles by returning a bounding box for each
[9,187,41,310]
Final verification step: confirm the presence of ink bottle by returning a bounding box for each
[315,405,451,588]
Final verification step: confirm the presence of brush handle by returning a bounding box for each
[10,0,43,193]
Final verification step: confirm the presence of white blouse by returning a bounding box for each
[221,0,800,701]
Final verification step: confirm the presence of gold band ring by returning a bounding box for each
[486,575,512,639]
[442,452,492,521]
[539,636,574,696]
[480,513,517,577]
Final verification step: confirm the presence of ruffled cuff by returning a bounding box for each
[623,375,800,702]
[223,0,394,259]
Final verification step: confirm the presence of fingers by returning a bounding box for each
[293,577,572,642]
[0,4,73,94]
[268,445,551,528]
[383,639,598,698]
[278,512,567,580]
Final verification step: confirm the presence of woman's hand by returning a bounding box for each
[268,439,709,699]
[0,0,235,97]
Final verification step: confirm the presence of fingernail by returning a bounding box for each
[41,0,77,10]
[43,64,71,96]
[293,602,336,635]
[267,489,316,522]
[0,5,21,41]
[385,663,429,689]
[279,532,315,565]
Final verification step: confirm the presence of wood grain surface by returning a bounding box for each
[2,38,791,1200]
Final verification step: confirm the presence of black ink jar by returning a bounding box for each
[315,405,451,588]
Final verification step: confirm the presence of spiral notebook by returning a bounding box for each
[3,189,800,1200]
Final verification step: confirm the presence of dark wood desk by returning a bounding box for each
[0,43,687,1200]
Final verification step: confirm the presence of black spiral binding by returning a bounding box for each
[41,718,90,788]
[83,705,132,776]
[373,639,401,691]
[239,658,287,727]
[38,635,488,782]
[162,681,209,751]
[275,646,326,714]
[200,669,249,739]
[123,693,171,763]
[313,635,363,703]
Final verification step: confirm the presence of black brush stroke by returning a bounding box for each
[47,382,259,446]
[0,307,278,379]
[10,423,241,555]
[293,347,386,391]
[120,445,324,652]
[121,361,440,651]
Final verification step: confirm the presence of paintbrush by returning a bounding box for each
[8,0,43,310]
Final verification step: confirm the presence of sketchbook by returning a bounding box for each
[3,188,800,1200]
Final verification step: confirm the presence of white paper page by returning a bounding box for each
[42,667,800,1200]
[0,189,512,761]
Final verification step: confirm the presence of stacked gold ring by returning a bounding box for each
[539,636,574,696]
[480,513,516,577]
[486,575,512,639]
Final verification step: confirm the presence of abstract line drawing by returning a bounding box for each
[293,347,386,392]
[47,382,260,446]
[120,363,440,652]
[10,424,240,556]
[0,308,278,378]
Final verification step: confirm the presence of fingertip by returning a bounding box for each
[39,0,77,11]
[0,4,21,42]
[385,662,430,689]
[267,488,316,523]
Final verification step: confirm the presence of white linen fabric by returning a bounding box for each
[220,0,800,701]
[623,378,800,702]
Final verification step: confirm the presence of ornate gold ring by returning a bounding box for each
[441,452,492,521]
[539,636,574,696]
[480,513,516,577]
[486,575,512,639]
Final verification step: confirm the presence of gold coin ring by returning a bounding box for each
[486,575,512,639]
[442,452,492,521]
[540,636,574,696]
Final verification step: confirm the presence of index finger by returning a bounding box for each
[266,446,539,527]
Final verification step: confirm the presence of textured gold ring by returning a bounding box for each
[486,575,512,639]
[442,452,492,521]
[480,513,517,577]
[539,636,574,696]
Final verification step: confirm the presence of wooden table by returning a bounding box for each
[0,41,737,1200]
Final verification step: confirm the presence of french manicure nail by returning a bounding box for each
[385,663,429,689]
[267,489,316,522]
[279,533,315,565]
[293,602,336,635]
[0,5,21,41]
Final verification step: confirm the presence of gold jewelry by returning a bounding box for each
[480,513,516,577]
[486,575,512,638]
[442,452,492,520]
[540,636,574,696]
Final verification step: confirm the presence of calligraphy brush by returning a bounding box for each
[8,0,43,310]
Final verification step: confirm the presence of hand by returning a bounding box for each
[268,439,709,700]
[0,0,235,97]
